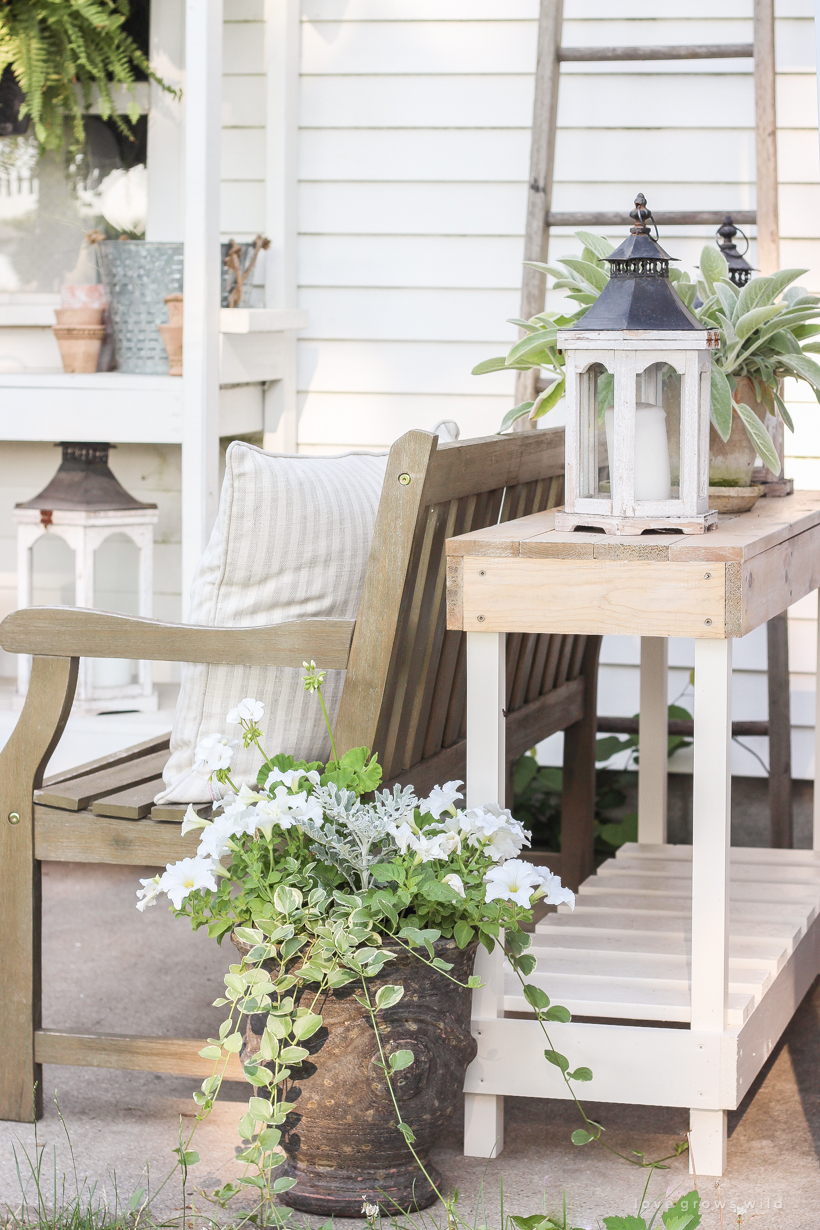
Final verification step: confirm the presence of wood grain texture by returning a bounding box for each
[36,751,169,812]
[92,779,166,820]
[0,609,355,669]
[754,0,779,274]
[34,1030,243,1080]
[741,525,820,635]
[43,734,171,788]
[767,613,793,849]
[34,808,200,865]
[424,429,565,507]
[459,557,727,639]
[0,655,78,1121]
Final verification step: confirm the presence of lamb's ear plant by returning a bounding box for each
[0,0,177,152]
[694,247,820,474]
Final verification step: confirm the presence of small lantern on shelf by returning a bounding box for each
[716,214,754,288]
[555,193,720,536]
[14,442,159,713]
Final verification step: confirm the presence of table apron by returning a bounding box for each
[454,556,727,638]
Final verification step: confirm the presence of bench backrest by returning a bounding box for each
[336,427,589,793]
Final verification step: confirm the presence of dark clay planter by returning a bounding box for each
[233,935,478,1217]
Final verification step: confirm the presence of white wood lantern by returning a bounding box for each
[554,194,721,536]
[14,443,159,714]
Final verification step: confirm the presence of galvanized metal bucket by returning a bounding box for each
[97,241,184,374]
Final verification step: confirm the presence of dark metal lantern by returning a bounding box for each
[16,443,157,516]
[716,215,754,288]
[571,193,701,332]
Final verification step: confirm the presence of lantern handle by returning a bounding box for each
[716,214,750,259]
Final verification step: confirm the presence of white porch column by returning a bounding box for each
[689,637,732,1176]
[638,636,668,844]
[464,631,506,1159]
[181,0,223,613]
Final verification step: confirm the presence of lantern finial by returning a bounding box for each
[629,193,653,235]
[716,214,754,288]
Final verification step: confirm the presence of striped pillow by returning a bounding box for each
[156,441,388,804]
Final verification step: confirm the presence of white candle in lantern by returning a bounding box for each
[605,402,672,502]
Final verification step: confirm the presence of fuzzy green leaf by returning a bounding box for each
[472,355,530,376]
[734,304,784,342]
[506,329,559,366]
[574,230,614,260]
[710,364,734,442]
[699,245,729,294]
[779,352,820,393]
[736,403,781,475]
[736,275,776,316]
[531,376,566,420]
[559,257,608,293]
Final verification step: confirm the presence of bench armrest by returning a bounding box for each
[0,608,355,670]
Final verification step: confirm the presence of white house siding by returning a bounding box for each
[291,0,820,781]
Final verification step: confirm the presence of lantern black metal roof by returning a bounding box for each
[17,443,157,512]
[716,215,754,288]
[570,193,702,332]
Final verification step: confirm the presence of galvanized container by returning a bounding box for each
[97,241,184,374]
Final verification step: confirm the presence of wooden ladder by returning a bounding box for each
[515,0,792,848]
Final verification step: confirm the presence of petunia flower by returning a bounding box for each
[418,780,464,819]
[180,804,208,835]
[136,875,161,911]
[194,732,239,775]
[442,872,466,898]
[532,865,575,910]
[158,856,219,909]
[483,859,543,907]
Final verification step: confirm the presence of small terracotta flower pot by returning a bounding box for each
[53,325,105,373]
[55,307,104,327]
[164,292,183,328]
[159,324,182,376]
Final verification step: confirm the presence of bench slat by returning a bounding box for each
[34,805,199,864]
[35,750,170,812]
[92,778,166,820]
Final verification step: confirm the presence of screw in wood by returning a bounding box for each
[704,618,713,626]
[704,572,712,579]
[477,615,485,622]
[8,811,20,824]
[479,570,486,576]
[398,473,411,485]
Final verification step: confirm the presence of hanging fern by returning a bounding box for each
[0,0,176,151]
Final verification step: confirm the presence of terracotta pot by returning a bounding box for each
[158,323,182,375]
[53,325,105,373]
[164,292,183,327]
[55,307,104,327]
[709,374,767,487]
[234,934,478,1217]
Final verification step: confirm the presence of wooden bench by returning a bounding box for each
[0,426,601,1122]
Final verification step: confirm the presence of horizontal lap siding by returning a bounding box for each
[222,1,266,239]
[295,0,820,771]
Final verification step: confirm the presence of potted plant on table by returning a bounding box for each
[477,231,820,498]
[137,664,575,1220]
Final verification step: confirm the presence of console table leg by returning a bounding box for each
[689,1108,728,1178]
[638,636,668,844]
[689,637,732,1175]
[464,631,506,1158]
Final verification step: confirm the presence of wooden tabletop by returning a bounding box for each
[446,492,820,640]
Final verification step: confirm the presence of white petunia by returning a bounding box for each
[388,821,418,855]
[253,786,318,838]
[197,815,239,860]
[136,875,161,911]
[180,804,208,835]
[486,822,529,862]
[226,697,265,725]
[483,859,542,907]
[532,866,575,910]
[442,872,466,898]
[194,732,239,775]
[419,780,464,819]
[412,831,451,862]
[159,856,219,909]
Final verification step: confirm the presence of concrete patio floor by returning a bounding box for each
[1,862,818,1230]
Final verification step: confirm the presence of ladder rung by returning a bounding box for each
[558,44,754,63]
[546,211,757,228]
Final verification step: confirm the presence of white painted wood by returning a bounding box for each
[464,631,506,1158]
[298,235,525,290]
[298,341,517,396]
[146,0,184,241]
[220,308,308,333]
[815,1,820,178]
[639,637,669,843]
[300,20,538,76]
[297,288,517,342]
[691,640,733,1037]
[298,130,531,184]
[298,182,529,237]
[182,0,224,613]
[689,1109,727,1178]
[219,331,286,383]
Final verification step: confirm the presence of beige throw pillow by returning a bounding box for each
[156,442,388,804]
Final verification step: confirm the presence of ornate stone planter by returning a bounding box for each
[234,935,478,1217]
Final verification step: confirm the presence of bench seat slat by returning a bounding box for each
[35,750,170,812]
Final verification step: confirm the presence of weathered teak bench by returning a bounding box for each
[0,426,600,1122]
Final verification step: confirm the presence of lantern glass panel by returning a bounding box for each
[579,361,613,499]
[634,361,682,503]
[93,532,139,689]
[31,535,75,606]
